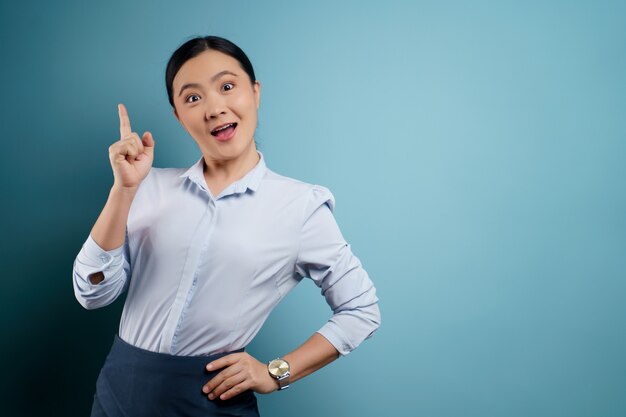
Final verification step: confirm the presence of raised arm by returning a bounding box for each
[72,104,155,308]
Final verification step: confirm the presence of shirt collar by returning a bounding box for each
[179,150,267,196]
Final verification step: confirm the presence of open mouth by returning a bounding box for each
[211,122,238,137]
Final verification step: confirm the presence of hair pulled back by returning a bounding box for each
[165,36,256,107]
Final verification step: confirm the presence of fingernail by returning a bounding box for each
[208,393,214,400]
[202,387,208,394]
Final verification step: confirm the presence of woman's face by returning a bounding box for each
[172,49,260,162]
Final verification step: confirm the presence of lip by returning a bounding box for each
[213,123,237,142]
[211,122,237,133]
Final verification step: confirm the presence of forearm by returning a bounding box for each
[282,332,340,384]
[84,185,136,285]
[91,185,137,251]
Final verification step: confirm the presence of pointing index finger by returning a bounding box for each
[118,103,132,140]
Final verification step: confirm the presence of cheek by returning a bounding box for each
[180,109,203,129]
[231,93,258,117]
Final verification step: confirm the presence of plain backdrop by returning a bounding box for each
[1,1,625,416]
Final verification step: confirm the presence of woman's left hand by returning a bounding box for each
[202,352,279,400]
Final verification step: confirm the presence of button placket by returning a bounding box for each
[160,200,216,354]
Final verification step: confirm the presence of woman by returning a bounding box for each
[73,36,381,417]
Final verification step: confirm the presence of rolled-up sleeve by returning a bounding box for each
[72,233,131,310]
[294,185,381,356]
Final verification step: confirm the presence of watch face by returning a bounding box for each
[268,359,289,377]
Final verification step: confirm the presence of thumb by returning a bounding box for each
[142,131,155,156]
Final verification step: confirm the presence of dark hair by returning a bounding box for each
[165,36,256,108]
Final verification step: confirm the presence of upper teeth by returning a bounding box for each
[214,123,233,132]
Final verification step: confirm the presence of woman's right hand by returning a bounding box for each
[108,103,155,189]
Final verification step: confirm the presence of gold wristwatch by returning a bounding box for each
[267,358,290,390]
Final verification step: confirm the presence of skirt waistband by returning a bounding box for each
[110,334,245,368]
[91,334,259,417]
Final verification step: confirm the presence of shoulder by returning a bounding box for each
[133,166,188,198]
[261,168,336,213]
[145,166,188,182]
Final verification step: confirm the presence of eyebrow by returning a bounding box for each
[177,70,239,97]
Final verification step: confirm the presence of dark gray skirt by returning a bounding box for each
[91,335,260,417]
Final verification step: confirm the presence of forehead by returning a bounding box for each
[173,50,243,87]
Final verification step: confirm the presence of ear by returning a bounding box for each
[253,80,261,109]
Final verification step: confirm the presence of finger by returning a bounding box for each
[217,379,250,401]
[123,144,139,159]
[121,133,144,155]
[203,364,242,394]
[141,131,154,157]
[109,142,134,159]
[209,369,245,398]
[118,103,132,140]
[110,138,139,161]
[206,353,242,372]
[209,373,247,400]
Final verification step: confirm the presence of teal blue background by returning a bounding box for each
[1,0,625,416]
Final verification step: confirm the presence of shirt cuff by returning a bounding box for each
[75,234,127,289]
[316,321,355,356]
[73,234,130,309]
[82,234,126,262]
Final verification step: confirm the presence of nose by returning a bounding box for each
[204,93,227,121]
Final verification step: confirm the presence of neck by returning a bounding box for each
[202,141,260,183]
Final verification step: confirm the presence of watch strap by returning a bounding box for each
[276,372,290,390]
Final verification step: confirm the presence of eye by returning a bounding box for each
[222,82,234,92]
[185,94,200,103]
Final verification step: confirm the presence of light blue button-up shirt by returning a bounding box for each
[73,151,380,356]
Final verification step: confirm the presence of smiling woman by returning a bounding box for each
[72,35,381,417]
